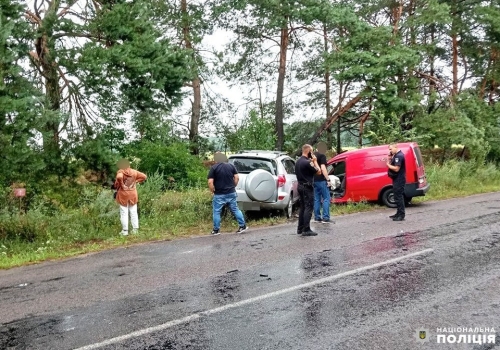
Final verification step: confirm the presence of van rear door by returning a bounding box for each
[411,145,427,188]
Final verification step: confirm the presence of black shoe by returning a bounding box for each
[389,214,398,219]
[314,219,322,223]
[297,230,303,234]
[236,225,248,233]
[301,230,318,236]
[211,229,220,235]
[392,216,405,221]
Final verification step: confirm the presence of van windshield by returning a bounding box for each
[413,147,424,167]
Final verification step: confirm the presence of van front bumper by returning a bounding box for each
[405,183,430,197]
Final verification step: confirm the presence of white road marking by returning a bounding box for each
[74,248,434,350]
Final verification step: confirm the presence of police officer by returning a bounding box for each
[386,142,406,221]
[295,144,322,236]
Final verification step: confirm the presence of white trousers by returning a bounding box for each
[119,204,138,231]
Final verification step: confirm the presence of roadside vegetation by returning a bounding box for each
[3,1,500,269]
[1,160,500,269]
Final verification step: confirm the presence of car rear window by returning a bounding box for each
[413,146,424,167]
[229,157,277,175]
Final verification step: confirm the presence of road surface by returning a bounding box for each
[1,192,500,349]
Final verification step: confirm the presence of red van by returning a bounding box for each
[326,142,430,207]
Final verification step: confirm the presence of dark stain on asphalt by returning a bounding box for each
[211,271,241,304]
[0,316,63,350]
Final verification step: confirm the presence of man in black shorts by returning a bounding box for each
[295,144,322,236]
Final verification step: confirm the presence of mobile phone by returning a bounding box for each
[308,151,313,159]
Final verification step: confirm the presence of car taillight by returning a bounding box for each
[278,175,286,187]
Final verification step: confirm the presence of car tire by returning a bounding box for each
[284,193,293,218]
[381,188,397,208]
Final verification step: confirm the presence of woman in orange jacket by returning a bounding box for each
[114,159,147,236]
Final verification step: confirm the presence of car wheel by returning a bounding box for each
[284,194,293,218]
[381,188,397,208]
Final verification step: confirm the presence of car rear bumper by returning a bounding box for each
[405,182,430,197]
[236,190,292,211]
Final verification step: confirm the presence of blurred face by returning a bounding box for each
[317,141,327,154]
[117,159,130,170]
[388,145,398,155]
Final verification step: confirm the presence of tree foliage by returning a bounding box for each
[1,0,500,192]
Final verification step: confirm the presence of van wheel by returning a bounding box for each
[381,188,397,208]
[284,193,294,218]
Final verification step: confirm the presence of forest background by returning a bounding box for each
[1,0,500,267]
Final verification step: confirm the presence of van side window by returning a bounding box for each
[330,161,345,176]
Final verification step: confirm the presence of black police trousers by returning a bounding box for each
[393,178,405,218]
[298,183,314,232]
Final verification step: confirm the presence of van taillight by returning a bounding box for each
[278,175,286,187]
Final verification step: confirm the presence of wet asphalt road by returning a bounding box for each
[1,193,500,350]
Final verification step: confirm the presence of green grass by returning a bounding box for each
[1,160,500,269]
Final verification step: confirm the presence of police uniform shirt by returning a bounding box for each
[390,150,406,181]
[295,156,317,184]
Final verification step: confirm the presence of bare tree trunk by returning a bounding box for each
[391,0,403,44]
[358,99,373,147]
[451,1,459,97]
[34,4,62,168]
[480,47,496,100]
[275,23,289,151]
[428,25,437,114]
[451,33,459,96]
[336,118,341,155]
[324,25,332,150]
[257,79,264,119]
[182,0,201,155]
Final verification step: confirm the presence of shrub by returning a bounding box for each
[129,141,207,187]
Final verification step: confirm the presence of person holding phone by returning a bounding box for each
[295,144,322,236]
[386,143,406,221]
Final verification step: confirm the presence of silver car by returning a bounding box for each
[228,151,299,218]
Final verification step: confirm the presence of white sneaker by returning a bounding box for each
[120,230,129,236]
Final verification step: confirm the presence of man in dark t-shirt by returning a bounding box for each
[387,143,406,221]
[208,153,247,235]
[295,144,322,236]
[313,142,332,223]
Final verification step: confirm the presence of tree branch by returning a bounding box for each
[24,10,41,25]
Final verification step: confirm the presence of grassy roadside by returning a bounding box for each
[1,160,500,269]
